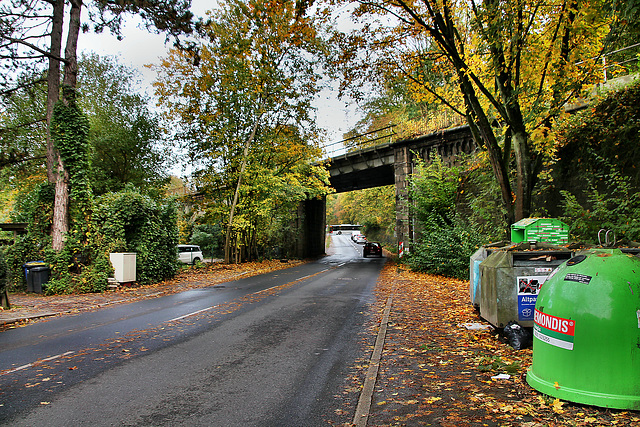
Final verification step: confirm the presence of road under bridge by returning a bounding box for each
[300,125,476,258]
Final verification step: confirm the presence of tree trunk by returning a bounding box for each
[512,130,532,221]
[51,0,82,251]
[62,0,81,93]
[459,76,516,226]
[46,0,64,183]
[224,114,262,263]
[47,0,66,250]
[224,139,250,264]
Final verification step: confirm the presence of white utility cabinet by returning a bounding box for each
[110,252,136,283]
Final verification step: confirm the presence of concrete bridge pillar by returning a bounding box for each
[394,146,413,253]
[295,196,326,259]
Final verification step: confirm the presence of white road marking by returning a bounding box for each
[1,351,75,376]
[166,306,216,323]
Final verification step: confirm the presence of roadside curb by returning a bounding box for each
[0,295,150,327]
[352,295,393,426]
[0,312,59,326]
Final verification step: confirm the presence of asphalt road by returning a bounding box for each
[0,234,385,426]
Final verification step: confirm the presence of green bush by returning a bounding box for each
[93,188,179,286]
[406,213,483,280]
[405,153,487,279]
[5,185,179,293]
[5,184,53,290]
[190,223,223,258]
[556,80,640,243]
[560,173,640,244]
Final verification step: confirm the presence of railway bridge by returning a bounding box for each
[300,125,476,258]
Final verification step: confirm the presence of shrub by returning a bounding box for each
[5,186,179,293]
[190,223,224,258]
[405,153,487,279]
[556,80,640,243]
[406,213,483,280]
[93,188,179,286]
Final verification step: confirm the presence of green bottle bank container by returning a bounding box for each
[511,218,569,245]
[527,249,640,410]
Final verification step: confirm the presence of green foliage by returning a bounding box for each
[4,183,53,289]
[326,186,395,247]
[406,213,483,280]
[4,185,178,293]
[555,80,640,189]
[405,153,485,279]
[154,0,332,261]
[78,53,170,196]
[462,155,510,240]
[556,80,640,243]
[560,176,640,244]
[190,224,224,258]
[11,182,54,235]
[50,86,91,202]
[0,75,47,176]
[410,154,460,223]
[94,188,179,285]
[4,236,47,290]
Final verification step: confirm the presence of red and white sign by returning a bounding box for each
[534,310,575,335]
[533,309,576,350]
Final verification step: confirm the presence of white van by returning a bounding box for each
[177,245,204,264]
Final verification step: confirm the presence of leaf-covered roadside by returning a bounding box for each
[334,261,639,426]
[0,259,306,331]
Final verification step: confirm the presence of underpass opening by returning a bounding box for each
[325,185,397,255]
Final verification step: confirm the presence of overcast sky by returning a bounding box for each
[76,2,361,149]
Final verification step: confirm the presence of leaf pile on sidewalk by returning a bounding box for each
[342,261,639,426]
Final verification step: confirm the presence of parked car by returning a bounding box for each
[363,242,383,257]
[178,245,204,264]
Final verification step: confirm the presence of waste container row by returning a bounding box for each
[23,261,50,293]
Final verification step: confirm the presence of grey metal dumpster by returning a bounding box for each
[479,244,573,327]
[469,241,510,309]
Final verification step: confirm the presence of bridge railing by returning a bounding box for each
[322,125,396,159]
[599,43,639,83]
[322,44,638,160]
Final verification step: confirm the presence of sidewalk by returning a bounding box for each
[329,262,640,426]
[0,259,304,330]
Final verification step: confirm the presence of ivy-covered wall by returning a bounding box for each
[542,79,640,242]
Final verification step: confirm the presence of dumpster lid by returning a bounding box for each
[500,241,569,252]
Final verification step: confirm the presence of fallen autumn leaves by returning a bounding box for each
[336,261,639,427]
[4,257,639,425]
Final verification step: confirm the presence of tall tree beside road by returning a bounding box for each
[0,0,194,251]
[333,0,618,225]
[78,54,169,195]
[153,0,330,263]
